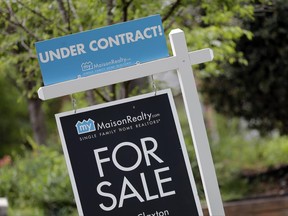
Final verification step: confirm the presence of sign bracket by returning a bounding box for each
[38,28,225,215]
[38,48,213,100]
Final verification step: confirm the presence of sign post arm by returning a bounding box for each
[37,49,213,100]
[169,29,225,215]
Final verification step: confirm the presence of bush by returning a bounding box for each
[0,145,77,215]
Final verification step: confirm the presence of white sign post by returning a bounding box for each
[38,29,225,216]
[170,29,225,215]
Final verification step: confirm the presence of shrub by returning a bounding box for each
[0,145,77,215]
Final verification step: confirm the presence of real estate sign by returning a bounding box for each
[35,15,168,86]
[56,89,202,216]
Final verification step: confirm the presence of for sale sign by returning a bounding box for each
[56,89,202,216]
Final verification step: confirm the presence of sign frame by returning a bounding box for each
[39,29,225,216]
[55,89,203,216]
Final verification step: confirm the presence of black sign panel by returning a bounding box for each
[56,89,201,216]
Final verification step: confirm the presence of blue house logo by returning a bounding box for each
[75,118,96,135]
[81,61,93,71]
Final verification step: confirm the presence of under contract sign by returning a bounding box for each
[56,89,202,216]
[36,15,168,86]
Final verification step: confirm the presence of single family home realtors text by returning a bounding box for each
[38,25,163,63]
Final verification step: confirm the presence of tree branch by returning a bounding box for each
[0,10,40,40]
[1,3,40,40]
[162,0,182,23]
[10,20,40,40]
[67,0,71,32]
[95,89,110,102]
[121,0,134,21]
[107,0,114,25]
[56,0,71,32]
[15,0,50,23]
[19,38,28,50]
[112,84,117,100]
[15,0,68,34]
[124,81,131,98]
[68,0,83,31]
[163,8,184,32]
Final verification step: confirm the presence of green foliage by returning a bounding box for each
[183,0,254,75]
[0,74,29,157]
[208,114,288,200]
[260,136,288,166]
[201,0,288,134]
[0,145,77,215]
[178,100,288,200]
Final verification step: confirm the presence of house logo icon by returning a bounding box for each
[81,62,93,71]
[75,118,96,135]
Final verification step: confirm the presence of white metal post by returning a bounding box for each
[169,29,225,216]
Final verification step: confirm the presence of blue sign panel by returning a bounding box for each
[35,15,169,86]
